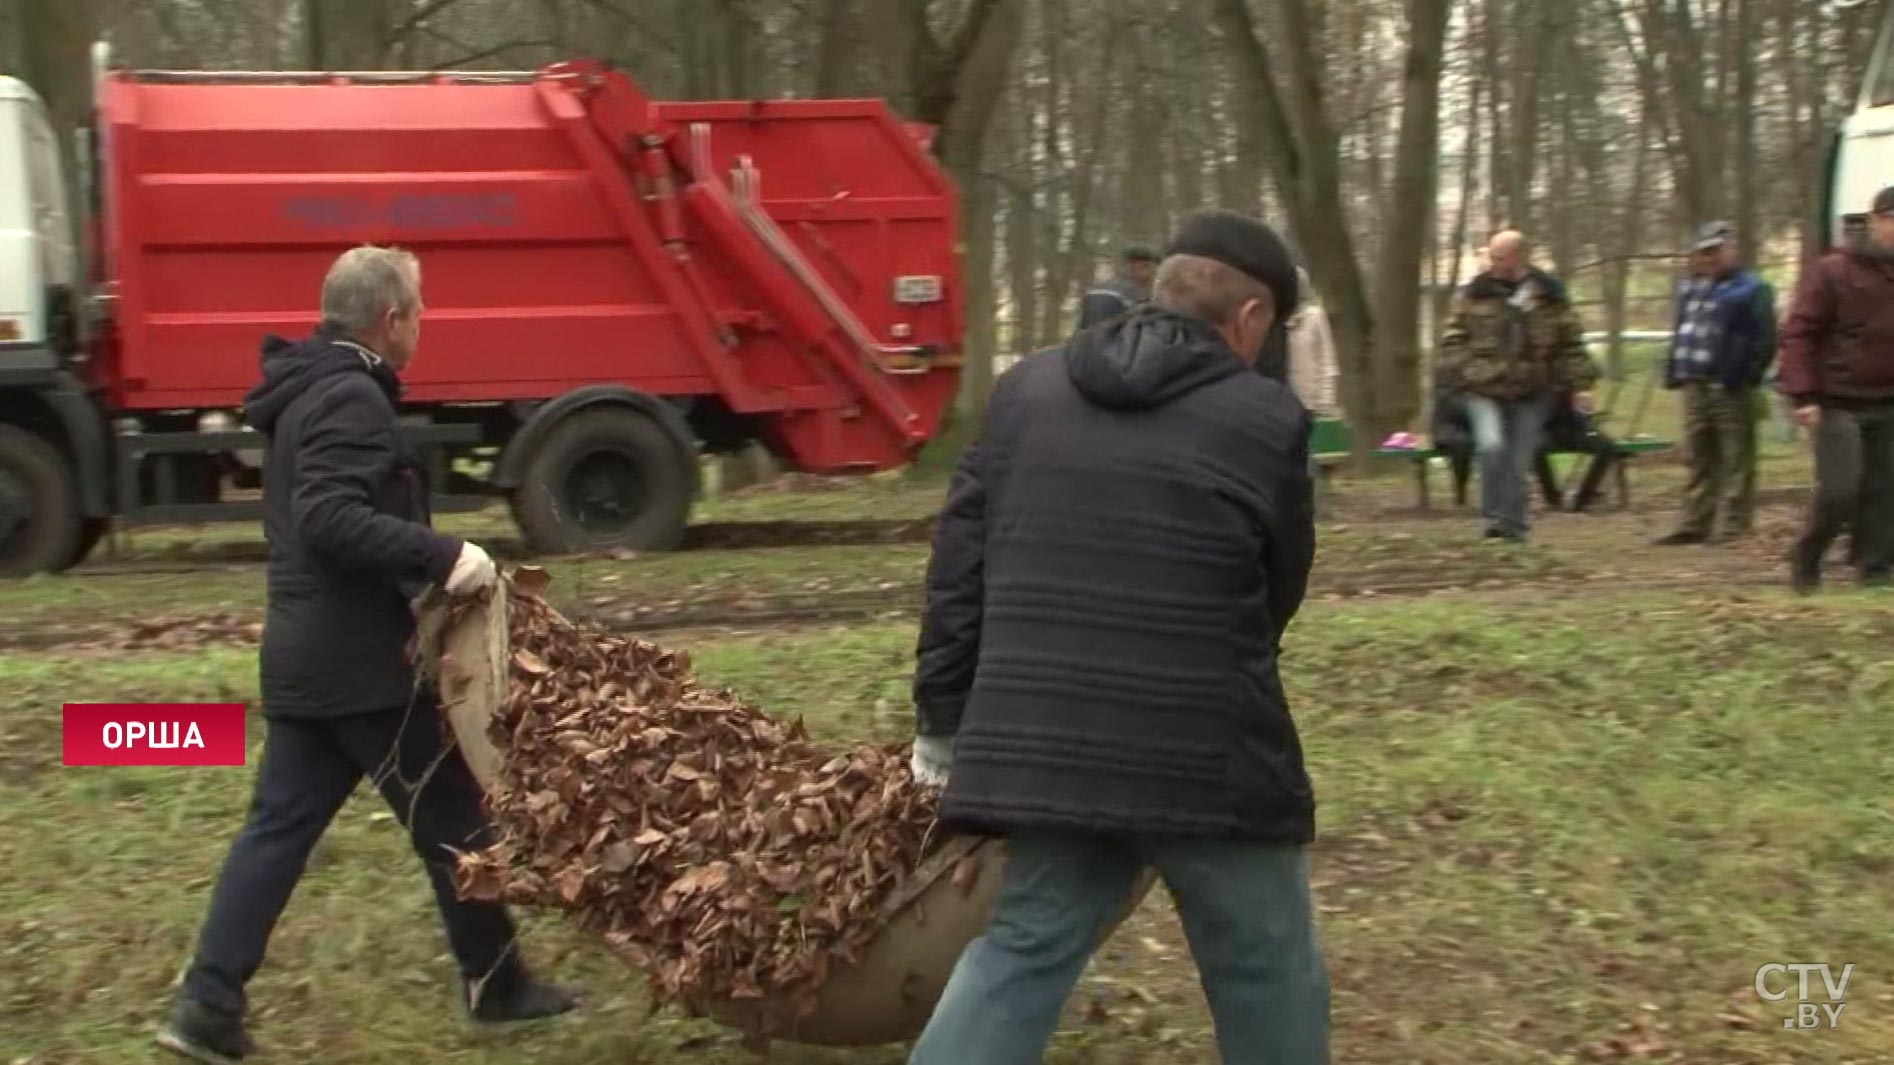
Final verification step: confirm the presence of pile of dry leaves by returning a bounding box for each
[452,581,939,1031]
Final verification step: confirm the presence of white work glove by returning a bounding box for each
[910,734,954,788]
[445,541,497,596]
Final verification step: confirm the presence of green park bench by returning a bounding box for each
[1372,434,1673,510]
[1367,331,1679,510]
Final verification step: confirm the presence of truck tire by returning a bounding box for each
[0,424,84,577]
[509,407,693,555]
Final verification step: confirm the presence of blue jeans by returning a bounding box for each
[1465,394,1553,539]
[909,833,1330,1065]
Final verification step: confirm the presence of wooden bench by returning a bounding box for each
[1374,436,1674,510]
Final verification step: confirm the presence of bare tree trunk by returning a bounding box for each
[1003,106,1040,357]
[1734,0,1758,260]
[1213,0,1374,431]
[1505,3,1559,233]
[720,0,757,98]
[1039,9,1122,344]
[1549,84,1578,276]
[813,0,858,97]
[16,0,93,248]
[1482,0,1509,229]
[1438,73,1482,332]
[306,0,390,68]
[862,0,1024,417]
[1606,115,1653,380]
[1369,0,1452,437]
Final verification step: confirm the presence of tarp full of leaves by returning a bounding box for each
[452,580,938,1030]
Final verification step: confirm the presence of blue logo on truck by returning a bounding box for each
[284,192,519,230]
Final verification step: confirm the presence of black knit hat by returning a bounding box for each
[1164,210,1300,319]
[1874,186,1894,217]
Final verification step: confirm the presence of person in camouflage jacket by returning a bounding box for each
[1437,230,1599,541]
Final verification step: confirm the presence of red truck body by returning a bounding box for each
[91,62,962,474]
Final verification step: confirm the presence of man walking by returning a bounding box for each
[1656,222,1777,545]
[158,247,575,1064]
[1437,230,1598,542]
[1075,243,1159,331]
[908,211,1326,1065]
[1780,186,1894,591]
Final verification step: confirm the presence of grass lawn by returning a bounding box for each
[4,580,1891,1064]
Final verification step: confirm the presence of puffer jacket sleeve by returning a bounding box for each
[1261,400,1316,636]
[913,438,987,738]
[1550,301,1600,394]
[292,376,462,583]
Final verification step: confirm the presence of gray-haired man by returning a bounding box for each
[158,247,575,1064]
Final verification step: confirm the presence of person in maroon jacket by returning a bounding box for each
[1780,186,1894,592]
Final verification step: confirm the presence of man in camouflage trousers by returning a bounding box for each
[1656,222,1777,545]
[1437,231,1598,542]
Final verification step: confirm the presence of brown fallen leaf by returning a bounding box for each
[451,583,942,1041]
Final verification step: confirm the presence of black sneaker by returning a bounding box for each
[466,974,580,1024]
[156,1000,251,1065]
[1654,530,1707,546]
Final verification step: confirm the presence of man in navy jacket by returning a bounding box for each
[158,247,575,1065]
[1657,222,1777,544]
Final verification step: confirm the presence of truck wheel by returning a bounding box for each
[510,407,693,555]
[0,424,84,577]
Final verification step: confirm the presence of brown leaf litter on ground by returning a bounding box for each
[451,582,939,1036]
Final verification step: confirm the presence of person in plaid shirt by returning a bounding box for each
[1657,222,1776,544]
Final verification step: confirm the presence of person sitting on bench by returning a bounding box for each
[1432,382,1619,512]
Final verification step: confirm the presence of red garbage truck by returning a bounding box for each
[0,50,963,574]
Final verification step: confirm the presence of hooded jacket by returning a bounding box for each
[914,307,1317,841]
[245,327,462,719]
[1778,245,1894,406]
[1437,267,1598,401]
[1075,274,1151,332]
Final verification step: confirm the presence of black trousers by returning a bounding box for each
[1445,441,1617,511]
[182,704,518,1017]
[1797,402,1894,581]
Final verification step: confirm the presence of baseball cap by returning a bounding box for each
[1122,244,1160,264]
[1874,186,1894,216]
[1691,221,1735,253]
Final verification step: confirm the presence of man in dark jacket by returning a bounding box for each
[158,247,574,1065]
[1437,230,1599,542]
[1075,243,1159,331]
[1656,222,1777,545]
[1781,186,1894,591]
[907,211,1326,1065]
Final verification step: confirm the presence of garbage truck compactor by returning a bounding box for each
[0,55,964,573]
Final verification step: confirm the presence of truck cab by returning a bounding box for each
[1830,0,1894,243]
[0,76,77,375]
[0,76,109,576]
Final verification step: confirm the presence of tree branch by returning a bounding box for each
[393,0,474,39]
